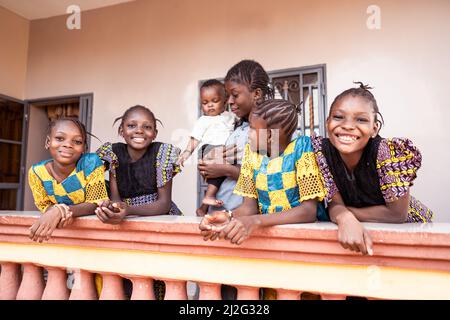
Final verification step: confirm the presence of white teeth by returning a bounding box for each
[132,138,145,143]
[338,135,357,142]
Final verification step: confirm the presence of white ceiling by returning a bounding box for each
[0,0,136,20]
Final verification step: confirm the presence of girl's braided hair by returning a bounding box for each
[252,99,300,140]
[224,60,274,102]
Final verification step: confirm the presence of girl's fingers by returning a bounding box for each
[29,223,39,239]
[101,206,116,218]
[95,208,108,222]
[33,223,46,242]
[37,225,48,243]
[225,223,241,242]
[236,234,247,245]
[44,225,56,242]
[230,229,245,244]
[364,231,374,256]
[210,232,219,241]
[358,241,368,255]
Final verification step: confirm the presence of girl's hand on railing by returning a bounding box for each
[221,215,261,245]
[337,212,373,256]
[199,211,231,241]
[29,206,64,243]
[95,201,128,225]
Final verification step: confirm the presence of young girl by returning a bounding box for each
[95,104,182,221]
[177,79,235,216]
[95,105,181,300]
[28,118,109,243]
[199,99,326,245]
[312,82,434,255]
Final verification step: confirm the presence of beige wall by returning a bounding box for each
[22,0,450,220]
[0,6,29,99]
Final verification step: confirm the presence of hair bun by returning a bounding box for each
[353,81,373,90]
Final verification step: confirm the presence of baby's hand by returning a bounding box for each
[177,151,190,167]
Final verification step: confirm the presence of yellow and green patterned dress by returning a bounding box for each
[28,153,109,212]
[234,136,326,218]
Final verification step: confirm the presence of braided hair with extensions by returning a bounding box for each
[113,105,163,135]
[224,60,274,102]
[252,99,300,141]
[329,81,384,130]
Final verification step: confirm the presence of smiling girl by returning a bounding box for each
[312,82,433,255]
[95,105,182,221]
[28,118,109,243]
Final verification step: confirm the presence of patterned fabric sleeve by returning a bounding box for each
[296,137,326,202]
[233,143,257,199]
[155,143,182,188]
[377,137,422,203]
[28,167,53,213]
[95,142,119,177]
[82,154,109,204]
[310,135,338,203]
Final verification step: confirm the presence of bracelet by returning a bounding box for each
[225,209,234,220]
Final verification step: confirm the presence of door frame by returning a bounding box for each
[0,93,29,210]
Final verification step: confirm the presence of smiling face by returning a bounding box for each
[327,95,379,159]
[225,81,261,119]
[46,120,85,166]
[119,108,157,151]
[200,85,226,116]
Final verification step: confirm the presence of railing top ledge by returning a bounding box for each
[1,211,450,245]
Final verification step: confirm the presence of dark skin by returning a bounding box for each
[327,96,410,255]
[29,121,98,243]
[199,113,319,244]
[95,109,173,224]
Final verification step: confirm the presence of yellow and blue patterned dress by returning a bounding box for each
[28,153,109,213]
[234,136,326,218]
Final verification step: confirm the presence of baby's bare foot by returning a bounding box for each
[202,197,224,207]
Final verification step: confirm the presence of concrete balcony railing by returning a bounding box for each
[0,211,450,300]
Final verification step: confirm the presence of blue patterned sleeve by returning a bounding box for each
[156,143,182,188]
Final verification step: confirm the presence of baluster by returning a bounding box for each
[277,289,300,300]
[42,267,69,300]
[16,264,44,300]
[99,274,125,300]
[164,280,187,300]
[130,277,155,300]
[198,282,221,300]
[0,262,21,300]
[69,270,98,300]
[236,285,259,300]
